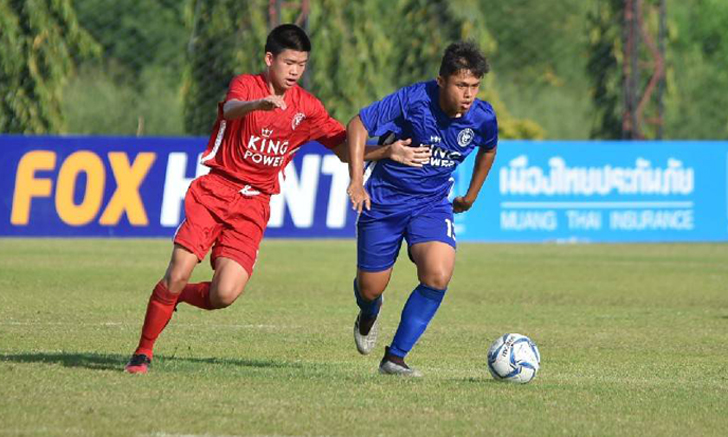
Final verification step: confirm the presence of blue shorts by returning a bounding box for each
[357,198,456,272]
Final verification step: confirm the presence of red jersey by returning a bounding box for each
[200,73,346,195]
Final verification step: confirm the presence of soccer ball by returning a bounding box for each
[487,333,541,384]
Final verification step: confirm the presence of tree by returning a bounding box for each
[73,0,187,78]
[181,0,542,139]
[307,0,396,123]
[664,0,728,139]
[586,0,623,139]
[0,0,99,133]
[182,0,269,134]
[393,0,495,87]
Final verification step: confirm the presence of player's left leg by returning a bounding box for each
[176,256,251,310]
[204,193,268,309]
[174,256,251,310]
[381,242,455,376]
[380,200,456,376]
[209,257,250,308]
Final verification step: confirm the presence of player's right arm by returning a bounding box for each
[223,96,286,120]
[221,75,287,120]
[347,84,419,212]
[346,115,371,213]
[332,139,429,166]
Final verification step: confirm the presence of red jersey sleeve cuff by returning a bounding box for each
[315,131,346,150]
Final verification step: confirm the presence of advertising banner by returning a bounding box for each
[0,135,354,238]
[2,136,727,242]
[454,141,728,242]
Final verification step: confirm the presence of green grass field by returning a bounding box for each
[1,239,727,436]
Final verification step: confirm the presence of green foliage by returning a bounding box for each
[393,0,494,86]
[181,0,541,139]
[664,0,728,139]
[63,65,183,136]
[182,0,268,135]
[0,0,99,133]
[487,87,546,140]
[7,0,728,139]
[307,0,396,123]
[481,0,589,86]
[61,0,187,135]
[480,0,593,139]
[586,0,623,139]
[73,0,187,76]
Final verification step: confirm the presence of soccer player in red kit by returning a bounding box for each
[125,24,429,374]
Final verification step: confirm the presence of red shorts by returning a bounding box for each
[174,172,271,276]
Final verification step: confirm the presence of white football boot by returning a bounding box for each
[353,313,379,355]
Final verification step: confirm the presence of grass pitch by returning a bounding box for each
[1,239,727,436]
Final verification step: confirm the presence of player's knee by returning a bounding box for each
[358,282,385,301]
[210,285,243,309]
[360,289,383,302]
[418,270,452,290]
[164,270,191,294]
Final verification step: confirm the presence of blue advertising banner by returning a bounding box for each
[0,135,355,238]
[2,135,727,242]
[453,141,728,242]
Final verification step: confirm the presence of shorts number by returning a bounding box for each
[445,218,456,241]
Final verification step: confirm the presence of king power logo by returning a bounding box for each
[244,129,291,167]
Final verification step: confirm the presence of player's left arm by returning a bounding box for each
[309,97,427,166]
[453,146,497,213]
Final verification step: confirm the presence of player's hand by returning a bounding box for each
[257,95,287,111]
[347,181,371,213]
[453,196,474,213]
[389,139,431,167]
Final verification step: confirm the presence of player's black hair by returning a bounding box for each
[265,24,311,55]
[439,41,489,78]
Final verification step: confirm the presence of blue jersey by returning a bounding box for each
[359,80,498,208]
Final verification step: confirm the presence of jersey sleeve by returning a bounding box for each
[358,86,410,137]
[480,111,498,150]
[307,98,346,150]
[225,75,252,102]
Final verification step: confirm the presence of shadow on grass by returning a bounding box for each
[0,352,302,372]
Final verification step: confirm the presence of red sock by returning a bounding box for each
[134,281,179,359]
[178,282,213,310]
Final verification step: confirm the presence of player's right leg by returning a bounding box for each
[354,269,392,355]
[125,245,199,374]
[353,208,406,355]
[126,175,223,374]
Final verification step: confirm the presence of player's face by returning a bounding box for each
[265,49,309,93]
[437,70,481,117]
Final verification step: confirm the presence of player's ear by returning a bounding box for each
[264,52,275,67]
[436,75,445,88]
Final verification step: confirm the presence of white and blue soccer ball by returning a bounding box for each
[487,333,541,384]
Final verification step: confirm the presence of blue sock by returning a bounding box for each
[353,278,382,318]
[389,283,447,358]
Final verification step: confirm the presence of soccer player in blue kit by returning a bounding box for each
[346,41,498,376]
